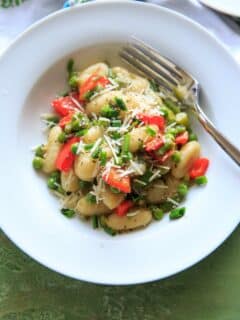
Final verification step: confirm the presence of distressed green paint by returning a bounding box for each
[0,228,240,319]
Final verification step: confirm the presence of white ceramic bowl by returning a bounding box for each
[0,1,239,285]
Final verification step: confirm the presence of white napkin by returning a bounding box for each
[0,0,240,61]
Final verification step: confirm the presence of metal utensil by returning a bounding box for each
[120,37,240,166]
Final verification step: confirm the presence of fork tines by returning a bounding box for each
[119,37,191,93]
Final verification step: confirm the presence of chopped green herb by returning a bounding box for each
[146,126,156,137]
[44,114,60,124]
[99,151,107,166]
[171,151,181,163]
[71,119,81,131]
[177,183,188,197]
[175,125,186,134]
[160,201,175,213]
[32,157,43,170]
[92,215,99,229]
[114,97,127,110]
[79,180,92,189]
[157,141,173,156]
[149,79,159,92]
[122,133,130,154]
[170,207,186,220]
[151,207,164,220]
[110,187,121,194]
[86,193,97,204]
[35,145,45,158]
[195,175,208,186]
[61,208,75,218]
[58,132,67,143]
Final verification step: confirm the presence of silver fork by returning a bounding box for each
[119,38,240,166]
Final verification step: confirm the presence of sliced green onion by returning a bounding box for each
[58,132,67,143]
[101,104,119,118]
[32,157,44,170]
[111,119,122,127]
[91,147,100,159]
[67,59,74,74]
[86,193,97,204]
[71,119,81,131]
[92,215,99,229]
[175,125,186,134]
[171,151,181,163]
[114,97,127,110]
[71,143,79,155]
[151,207,164,220]
[195,175,208,186]
[68,73,78,89]
[146,126,156,137]
[84,143,94,151]
[103,225,116,236]
[170,207,186,220]
[61,208,75,218]
[76,128,88,137]
[99,151,107,166]
[50,171,61,181]
[110,132,121,140]
[177,183,188,197]
[47,177,57,190]
[122,133,130,154]
[83,89,95,101]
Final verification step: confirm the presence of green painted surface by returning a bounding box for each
[0,227,239,319]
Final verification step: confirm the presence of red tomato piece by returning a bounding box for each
[115,200,134,217]
[102,168,131,193]
[56,137,80,172]
[145,136,164,152]
[79,75,110,102]
[137,113,165,131]
[59,111,75,128]
[175,131,189,145]
[189,158,209,179]
[51,96,77,116]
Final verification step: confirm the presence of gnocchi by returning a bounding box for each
[33,61,209,235]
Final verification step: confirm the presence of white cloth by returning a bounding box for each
[0,0,240,61]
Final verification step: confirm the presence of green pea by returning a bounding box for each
[32,157,44,170]
[35,145,45,157]
[86,193,97,204]
[170,207,186,220]
[189,133,198,141]
[58,132,67,143]
[195,176,208,186]
[99,151,107,166]
[50,171,61,181]
[47,177,57,190]
[171,151,181,163]
[176,112,189,126]
[151,207,164,220]
[68,74,78,89]
[177,183,188,197]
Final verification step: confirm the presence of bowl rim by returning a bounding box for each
[1,0,240,285]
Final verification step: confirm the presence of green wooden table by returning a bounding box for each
[0,227,239,319]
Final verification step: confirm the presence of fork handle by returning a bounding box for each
[194,102,240,166]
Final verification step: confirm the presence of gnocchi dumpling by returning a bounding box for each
[105,209,152,231]
[61,169,80,193]
[76,196,110,216]
[74,153,99,181]
[78,62,109,85]
[43,126,62,173]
